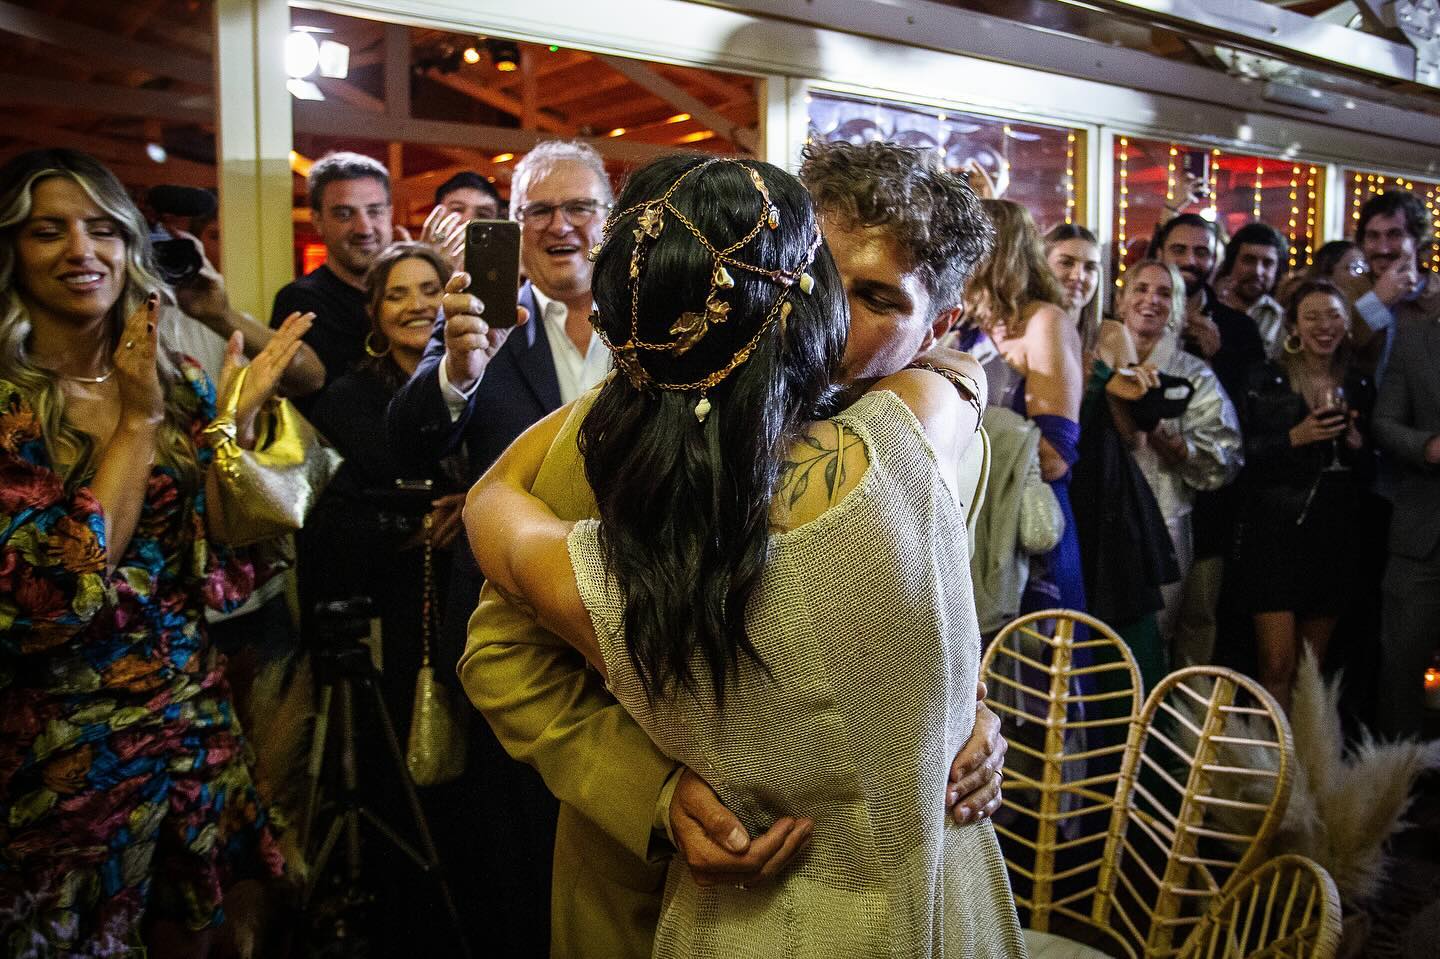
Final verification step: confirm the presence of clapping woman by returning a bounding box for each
[1233,279,1374,710]
[0,149,304,955]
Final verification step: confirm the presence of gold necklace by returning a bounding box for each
[60,367,115,384]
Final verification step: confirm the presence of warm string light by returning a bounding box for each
[1428,188,1439,271]
[1065,132,1076,224]
[1287,165,1300,268]
[1304,166,1317,265]
[1117,137,1129,288]
[1352,172,1363,227]
[1253,160,1265,218]
[1166,144,1178,204]
[1209,148,1221,219]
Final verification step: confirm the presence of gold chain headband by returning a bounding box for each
[587,158,821,422]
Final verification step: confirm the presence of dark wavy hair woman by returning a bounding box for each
[464,154,1023,956]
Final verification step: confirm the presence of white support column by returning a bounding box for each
[758,75,790,171]
[1083,124,1103,240]
[1095,127,1118,315]
[1324,163,1348,241]
[214,0,294,321]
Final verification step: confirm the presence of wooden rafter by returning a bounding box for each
[0,0,210,87]
[426,72,572,134]
[0,74,212,124]
[292,100,694,164]
[595,54,757,152]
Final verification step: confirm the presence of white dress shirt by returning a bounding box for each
[532,286,610,404]
[436,287,610,420]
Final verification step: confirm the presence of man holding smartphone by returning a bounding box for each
[431,141,1008,959]
[386,139,615,958]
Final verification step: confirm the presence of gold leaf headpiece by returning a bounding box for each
[588,158,821,414]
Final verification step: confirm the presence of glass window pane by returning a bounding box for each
[806,90,1083,232]
[1112,136,1325,291]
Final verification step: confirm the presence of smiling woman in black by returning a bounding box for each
[1232,279,1375,711]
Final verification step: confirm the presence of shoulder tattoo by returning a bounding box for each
[778,425,864,509]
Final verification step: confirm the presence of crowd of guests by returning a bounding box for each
[2,131,1439,959]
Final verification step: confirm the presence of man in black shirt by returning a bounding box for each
[1150,213,1264,403]
[270,151,392,409]
[1149,213,1263,669]
[434,169,503,222]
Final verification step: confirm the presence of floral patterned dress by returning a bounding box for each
[0,359,283,953]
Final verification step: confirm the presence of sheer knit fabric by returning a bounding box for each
[568,390,1026,958]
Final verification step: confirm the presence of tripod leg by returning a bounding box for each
[339,680,362,887]
[301,682,335,849]
[360,674,474,959]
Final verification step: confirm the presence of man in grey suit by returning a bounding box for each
[1372,312,1440,736]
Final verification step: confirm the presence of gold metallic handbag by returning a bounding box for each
[406,515,468,786]
[203,365,343,546]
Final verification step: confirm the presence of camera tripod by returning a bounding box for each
[300,603,472,959]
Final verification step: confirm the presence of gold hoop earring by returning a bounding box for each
[364,331,390,357]
[1283,333,1303,355]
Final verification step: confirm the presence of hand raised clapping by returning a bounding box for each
[114,292,165,428]
[217,311,314,448]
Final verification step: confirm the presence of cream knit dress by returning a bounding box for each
[568,390,1026,958]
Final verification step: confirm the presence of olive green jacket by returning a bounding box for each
[458,395,676,959]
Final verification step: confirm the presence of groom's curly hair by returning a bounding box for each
[799,139,995,314]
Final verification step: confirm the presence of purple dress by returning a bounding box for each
[958,328,1087,619]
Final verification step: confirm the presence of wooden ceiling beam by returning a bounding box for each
[293,100,688,165]
[542,73,635,111]
[0,0,211,87]
[0,74,212,124]
[594,55,756,154]
[655,63,754,104]
[426,72,572,134]
[325,79,386,113]
[8,125,217,184]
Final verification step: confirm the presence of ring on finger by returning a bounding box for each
[125,339,135,349]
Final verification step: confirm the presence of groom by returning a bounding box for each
[456,141,1006,958]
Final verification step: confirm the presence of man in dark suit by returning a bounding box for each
[385,139,613,958]
[1373,311,1440,737]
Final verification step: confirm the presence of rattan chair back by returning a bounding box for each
[980,609,1143,936]
[984,613,1295,959]
[1177,854,1341,959]
[1094,666,1295,957]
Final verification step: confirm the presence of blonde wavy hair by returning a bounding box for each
[1120,259,1188,336]
[965,198,1066,339]
[0,149,197,486]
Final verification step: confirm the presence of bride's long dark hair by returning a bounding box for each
[580,154,846,704]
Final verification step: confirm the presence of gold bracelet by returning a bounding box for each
[906,362,983,432]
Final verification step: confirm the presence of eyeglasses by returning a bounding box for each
[514,198,611,227]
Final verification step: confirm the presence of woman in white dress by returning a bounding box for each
[464,155,1024,958]
[1110,260,1243,647]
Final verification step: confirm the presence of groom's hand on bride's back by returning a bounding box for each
[669,768,813,888]
[948,682,1006,825]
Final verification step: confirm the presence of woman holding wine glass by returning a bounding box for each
[1232,279,1374,711]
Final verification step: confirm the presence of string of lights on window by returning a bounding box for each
[1115,137,1323,287]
